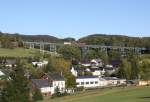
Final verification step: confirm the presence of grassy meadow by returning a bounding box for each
[40,86,150,102]
[0,48,38,57]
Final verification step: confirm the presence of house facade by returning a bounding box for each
[42,73,65,94]
[76,76,99,88]
[31,79,52,97]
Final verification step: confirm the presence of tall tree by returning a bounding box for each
[1,61,30,102]
[58,45,81,60]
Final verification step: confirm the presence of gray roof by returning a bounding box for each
[0,69,10,76]
[6,59,16,65]
[76,76,98,79]
[47,73,65,81]
[103,77,119,80]
[31,79,51,88]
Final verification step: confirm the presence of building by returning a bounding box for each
[42,73,65,94]
[0,69,11,80]
[91,59,103,68]
[104,65,116,74]
[32,60,48,68]
[103,77,126,86]
[76,76,99,88]
[71,67,105,77]
[89,67,105,76]
[138,80,150,86]
[99,77,108,87]
[5,59,16,67]
[31,79,52,97]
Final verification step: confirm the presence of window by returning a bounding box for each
[76,82,80,85]
[95,81,98,84]
[81,82,84,85]
[90,82,94,84]
[86,82,89,84]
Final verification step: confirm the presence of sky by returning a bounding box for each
[0,0,150,39]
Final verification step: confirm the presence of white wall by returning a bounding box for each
[40,87,51,93]
[76,78,99,88]
[52,81,65,93]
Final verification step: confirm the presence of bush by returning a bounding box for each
[32,87,43,102]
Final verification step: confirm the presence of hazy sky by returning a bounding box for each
[0,0,150,39]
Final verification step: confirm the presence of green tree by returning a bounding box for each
[1,61,30,102]
[118,59,132,79]
[65,73,76,88]
[139,60,150,81]
[32,87,43,102]
[58,45,81,60]
[86,49,97,60]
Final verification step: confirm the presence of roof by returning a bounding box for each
[6,59,16,65]
[103,77,119,80]
[31,79,51,88]
[0,69,10,76]
[90,67,103,72]
[76,76,99,79]
[47,73,65,81]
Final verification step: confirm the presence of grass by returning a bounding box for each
[40,86,150,102]
[0,48,38,57]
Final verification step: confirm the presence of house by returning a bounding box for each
[5,59,16,67]
[31,79,52,97]
[70,67,86,77]
[0,69,11,80]
[91,59,103,68]
[99,77,108,87]
[76,76,99,88]
[32,60,48,68]
[70,67,78,77]
[88,67,105,76]
[138,80,150,86]
[104,65,116,74]
[42,73,65,94]
[103,77,126,86]
[71,66,105,77]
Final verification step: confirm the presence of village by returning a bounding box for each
[0,55,149,100]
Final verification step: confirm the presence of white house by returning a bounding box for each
[91,59,103,68]
[89,68,105,76]
[0,70,5,76]
[42,73,65,94]
[70,67,78,77]
[76,76,100,88]
[0,69,11,80]
[99,78,108,87]
[31,79,52,97]
[32,60,48,68]
[103,77,126,86]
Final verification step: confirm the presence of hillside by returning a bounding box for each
[79,34,150,47]
[40,86,150,102]
[0,48,38,57]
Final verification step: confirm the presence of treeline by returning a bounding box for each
[0,32,75,44]
[0,32,22,48]
[79,34,150,48]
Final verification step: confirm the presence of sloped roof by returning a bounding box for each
[76,76,98,79]
[47,73,65,81]
[31,79,51,88]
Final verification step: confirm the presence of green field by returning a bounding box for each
[0,48,38,57]
[40,86,150,102]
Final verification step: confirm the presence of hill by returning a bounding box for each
[40,86,150,102]
[79,34,150,47]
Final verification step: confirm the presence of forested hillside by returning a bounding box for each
[0,32,150,48]
[0,32,62,43]
[79,34,150,47]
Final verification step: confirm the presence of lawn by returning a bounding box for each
[40,86,150,102]
[0,48,38,57]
